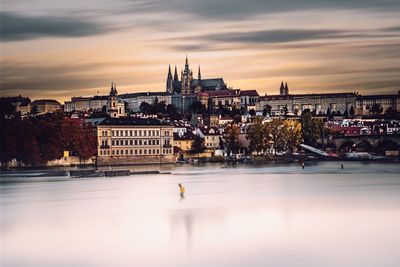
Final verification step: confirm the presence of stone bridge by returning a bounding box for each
[325,135,400,155]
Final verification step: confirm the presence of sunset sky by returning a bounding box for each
[1,0,400,102]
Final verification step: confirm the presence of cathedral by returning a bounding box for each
[166,56,227,95]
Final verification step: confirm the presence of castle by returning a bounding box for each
[166,56,227,95]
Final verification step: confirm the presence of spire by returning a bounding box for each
[185,54,189,71]
[167,64,172,79]
[174,65,179,81]
[198,65,201,80]
[280,81,284,95]
[285,82,289,95]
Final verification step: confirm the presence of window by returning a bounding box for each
[130,149,133,154]
[135,140,138,145]
[126,150,128,155]
[125,140,128,145]
[144,149,147,154]
[139,140,142,145]
[134,130,137,136]
[112,150,115,155]
[130,140,133,145]
[121,150,123,155]
[116,150,119,155]
[125,130,128,136]
[139,149,142,154]
[135,149,137,154]
[129,130,132,136]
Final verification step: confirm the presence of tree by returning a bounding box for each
[263,104,272,116]
[140,102,151,114]
[190,101,206,114]
[249,109,256,116]
[166,104,177,115]
[284,120,302,154]
[191,135,206,154]
[369,103,383,114]
[265,118,287,155]
[246,118,270,154]
[223,123,241,155]
[343,108,349,118]
[349,106,355,117]
[281,105,288,116]
[0,98,16,119]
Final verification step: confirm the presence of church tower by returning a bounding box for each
[280,81,285,95]
[181,55,193,95]
[194,65,202,94]
[166,65,173,93]
[285,82,289,95]
[107,82,125,118]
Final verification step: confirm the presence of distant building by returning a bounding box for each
[257,83,357,116]
[64,95,108,112]
[356,93,400,115]
[207,89,241,110]
[239,89,260,109]
[97,117,175,165]
[166,56,227,95]
[31,99,61,114]
[196,126,221,152]
[2,96,31,115]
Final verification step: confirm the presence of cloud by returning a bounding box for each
[0,11,110,41]
[122,0,400,21]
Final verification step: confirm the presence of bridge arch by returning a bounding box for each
[375,139,400,156]
[339,141,355,153]
[355,140,373,153]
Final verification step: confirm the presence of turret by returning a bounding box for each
[174,65,179,81]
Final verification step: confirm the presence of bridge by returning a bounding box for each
[325,135,400,155]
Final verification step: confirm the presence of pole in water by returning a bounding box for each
[341,163,344,170]
[178,183,185,198]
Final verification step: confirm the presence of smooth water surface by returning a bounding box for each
[1,162,400,267]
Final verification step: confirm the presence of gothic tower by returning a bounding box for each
[280,81,285,95]
[166,64,173,93]
[181,55,193,95]
[285,82,289,95]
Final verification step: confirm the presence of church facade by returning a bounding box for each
[166,56,227,95]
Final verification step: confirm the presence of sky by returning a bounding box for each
[1,0,400,102]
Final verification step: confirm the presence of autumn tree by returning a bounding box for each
[223,123,241,155]
[246,118,270,154]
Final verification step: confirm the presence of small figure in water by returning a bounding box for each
[341,163,344,170]
[302,162,305,169]
[178,183,185,198]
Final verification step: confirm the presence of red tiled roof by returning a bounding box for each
[239,90,259,97]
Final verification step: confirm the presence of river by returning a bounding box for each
[1,162,400,267]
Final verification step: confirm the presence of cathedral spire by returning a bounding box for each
[280,81,284,95]
[198,65,201,80]
[167,64,172,79]
[285,82,289,95]
[174,65,179,81]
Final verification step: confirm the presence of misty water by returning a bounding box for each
[1,162,400,267]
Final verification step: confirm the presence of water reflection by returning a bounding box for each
[1,162,400,267]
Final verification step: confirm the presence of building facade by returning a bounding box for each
[356,93,400,115]
[97,117,175,165]
[31,99,61,113]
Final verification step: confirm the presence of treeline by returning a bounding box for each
[222,110,332,156]
[0,113,97,167]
